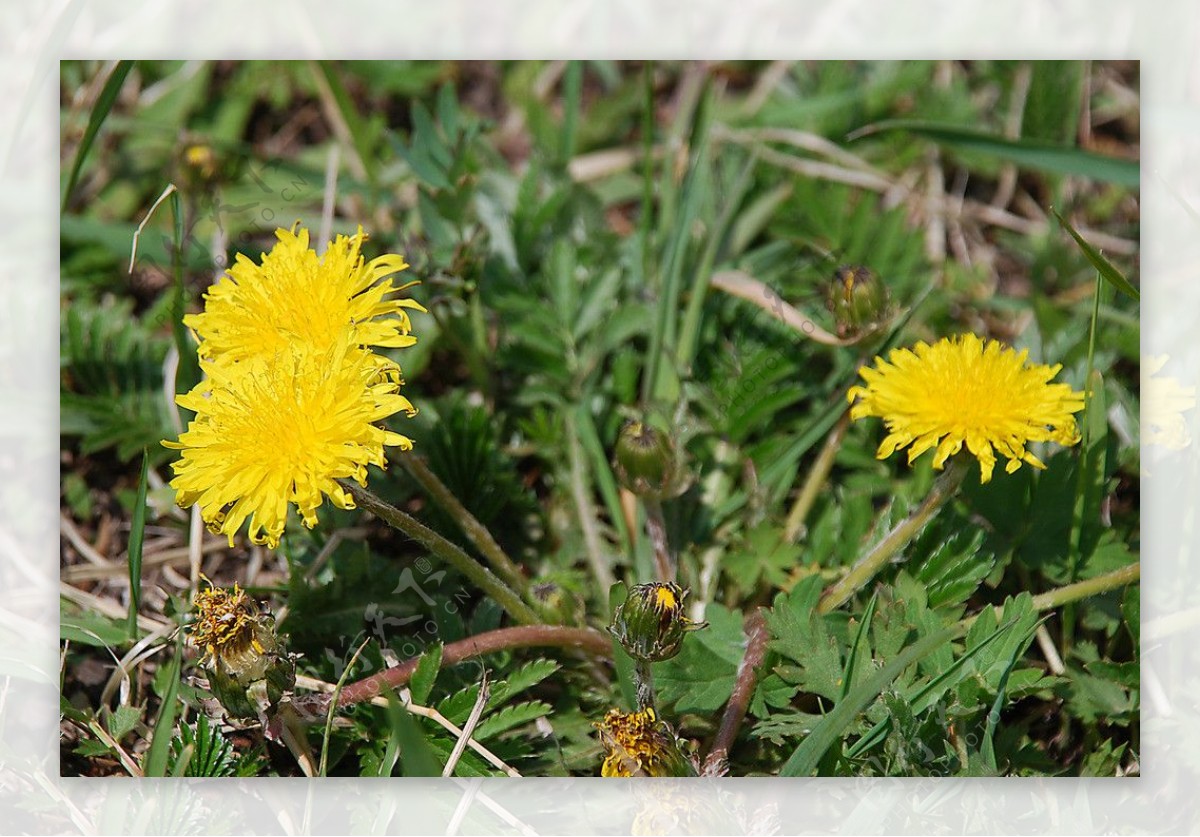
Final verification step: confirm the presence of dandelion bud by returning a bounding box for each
[828,265,893,338]
[178,142,219,189]
[594,707,697,777]
[609,581,706,663]
[189,582,294,720]
[614,420,676,499]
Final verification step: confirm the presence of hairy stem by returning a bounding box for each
[343,481,539,626]
[703,608,768,774]
[818,458,969,613]
[1030,562,1140,612]
[644,496,674,582]
[400,455,529,596]
[323,625,612,712]
[633,658,657,712]
[784,410,850,543]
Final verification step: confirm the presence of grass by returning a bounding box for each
[59,59,1140,778]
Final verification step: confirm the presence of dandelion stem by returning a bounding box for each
[818,458,969,613]
[784,410,850,543]
[704,608,768,773]
[322,625,611,711]
[1029,561,1139,612]
[400,455,530,598]
[644,497,674,582]
[633,658,656,712]
[566,420,616,595]
[342,482,539,626]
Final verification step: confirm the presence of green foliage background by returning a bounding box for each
[60,60,1139,777]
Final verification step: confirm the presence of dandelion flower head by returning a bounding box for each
[847,333,1085,483]
[165,339,415,548]
[595,707,684,777]
[185,225,425,370]
[189,581,272,672]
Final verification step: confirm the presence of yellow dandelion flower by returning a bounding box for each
[185,225,425,369]
[847,333,1085,483]
[164,339,415,548]
[595,707,693,777]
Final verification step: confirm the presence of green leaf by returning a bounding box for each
[62,61,133,211]
[142,638,183,777]
[126,451,149,637]
[105,704,143,742]
[1052,209,1140,301]
[471,699,552,741]
[655,604,744,713]
[780,624,959,776]
[394,707,442,776]
[767,576,842,702]
[408,642,443,705]
[840,592,878,701]
[855,119,1138,188]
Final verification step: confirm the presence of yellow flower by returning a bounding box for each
[185,225,425,371]
[164,339,415,548]
[595,707,694,777]
[847,333,1085,483]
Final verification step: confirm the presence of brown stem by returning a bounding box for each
[644,496,674,582]
[703,608,769,774]
[327,625,612,711]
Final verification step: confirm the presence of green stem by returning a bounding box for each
[818,458,969,613]
[342,482,539,626]
[784,410,850,543]
[633,658,656,712]
[400,455,529,597]
[1030,562,1139,612]
[566,418,616,595]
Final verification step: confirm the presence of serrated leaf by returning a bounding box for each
[105,704,143,742]
[767,576,843,701]
[655,603,745,713]
[471,699,552,742]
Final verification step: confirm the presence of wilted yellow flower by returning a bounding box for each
[848,334,1085,483]
[164,339,415,548]
[1144,355,1195,450]
[185,225,424,373]
[595,707,694,777]
[189,580,294,719]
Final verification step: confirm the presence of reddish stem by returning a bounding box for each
[328,625,612,711]
[703,609,769,774]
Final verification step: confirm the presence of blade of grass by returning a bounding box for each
[62,60,133,212]
[126,450,149,638]
[675,150,758,371]
[852,120,1138,188]
[643,78,712,405]
[981,619,1047,771]
[1052,209,1140,301]
[142,635,182,777]
[839,591,878,701]
[560,60,583,167]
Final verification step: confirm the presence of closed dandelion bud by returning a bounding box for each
[594,707,697,777]
[828,265,893,338]
[609,582,706,663]
[614,420,676,499]
[189,582,295,720]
